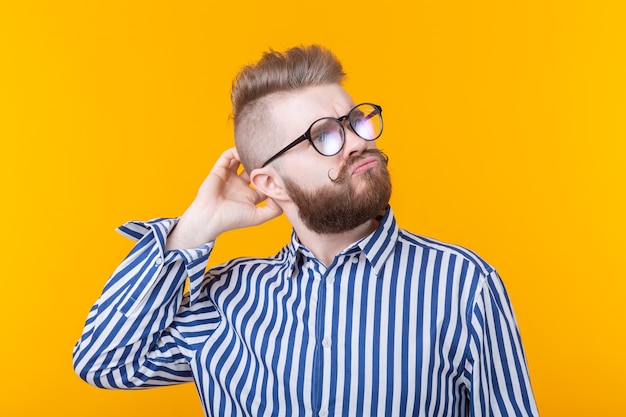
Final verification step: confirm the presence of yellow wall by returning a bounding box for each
[1,1,624,415]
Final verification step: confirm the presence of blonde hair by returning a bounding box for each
[232,45,346,172]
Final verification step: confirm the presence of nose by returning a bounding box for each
[340,122,371,159]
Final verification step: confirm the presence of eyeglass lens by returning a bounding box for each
[309,104,382,156]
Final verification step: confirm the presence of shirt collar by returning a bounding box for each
[284,205,399,277]
[354,205,399,277]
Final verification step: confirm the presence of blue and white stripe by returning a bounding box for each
[73,207,538,416]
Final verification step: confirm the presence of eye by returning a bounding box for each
[310,119,338,144]
[312,129,330,144]
[350,105,382,140]
[351,109,365,119]
[352,118,376,139]
[309,119,344,155]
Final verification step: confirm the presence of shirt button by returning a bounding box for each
[319,410,328,417]
[326,276,335,285]
[351,257,359,264]
[154,257,163,266]
[322,338,332,348]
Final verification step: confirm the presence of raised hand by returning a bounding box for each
[165,148,283,250]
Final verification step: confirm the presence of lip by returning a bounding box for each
[351,156,380,175]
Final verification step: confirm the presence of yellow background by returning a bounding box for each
[1,0,624,416]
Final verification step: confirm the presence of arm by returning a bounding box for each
[72,148,282,389]
[165,147,282,250]
[72,219,215,388]
[464,271,539,416]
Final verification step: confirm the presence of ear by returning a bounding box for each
[250,166,289,202]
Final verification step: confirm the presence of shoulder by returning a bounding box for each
[396,228,495,277]
[205,245,292,285]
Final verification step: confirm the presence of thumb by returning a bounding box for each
[253,198,283,224]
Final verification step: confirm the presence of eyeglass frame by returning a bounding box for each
[260,103,383,168]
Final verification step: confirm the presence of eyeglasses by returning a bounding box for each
[261,103,383,168]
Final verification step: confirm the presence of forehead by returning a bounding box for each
[268,84,355,138]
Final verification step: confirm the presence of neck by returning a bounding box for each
[291,218,379,266]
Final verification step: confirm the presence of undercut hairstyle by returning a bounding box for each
[231,45,346,172]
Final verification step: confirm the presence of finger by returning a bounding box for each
[228,158,241,173]
[253,198,283,224]
[265,197,281,212]
[239,170,251,184]
[249,187,268,205]
[213,148,240,171]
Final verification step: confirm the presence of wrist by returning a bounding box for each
[165,213,219,251]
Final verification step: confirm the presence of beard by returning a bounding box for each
[283,149,392,235]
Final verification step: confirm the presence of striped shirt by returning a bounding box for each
[72,207,538,416]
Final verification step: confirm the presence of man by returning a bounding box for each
[73,45,538,416]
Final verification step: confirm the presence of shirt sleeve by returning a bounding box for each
[72,218,217,389]
[464,270,540,416]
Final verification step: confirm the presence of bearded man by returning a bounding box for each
[73,45,538,417]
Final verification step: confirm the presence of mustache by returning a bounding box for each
[328,149,389,183]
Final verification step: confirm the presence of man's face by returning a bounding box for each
[267,84,392,234]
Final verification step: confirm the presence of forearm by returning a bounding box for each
[72,218,212,388]
[164,207,221,251]
[73,147,281,387]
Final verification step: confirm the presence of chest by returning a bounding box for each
[192,251,472,416]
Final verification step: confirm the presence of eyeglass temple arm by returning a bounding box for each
[261,134,308,168]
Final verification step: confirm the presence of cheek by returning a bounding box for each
[284,158,339,187]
